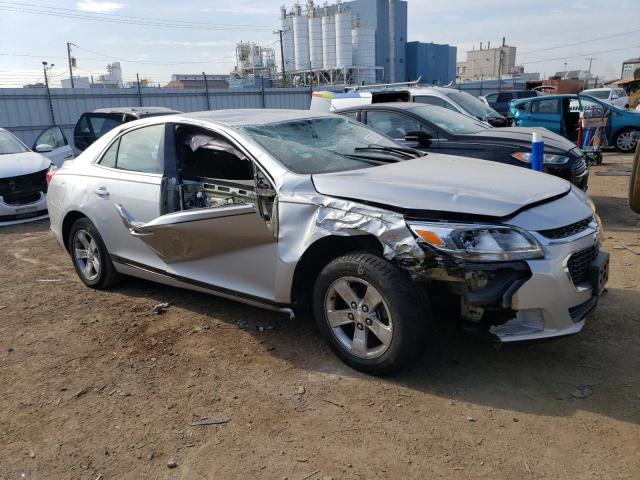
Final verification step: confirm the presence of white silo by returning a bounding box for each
[308,3,323,70]
[292,3,310,71]
[352,17,376,84]
[334,1,352,68]
[280,6,295,73]
[321,3,336,69]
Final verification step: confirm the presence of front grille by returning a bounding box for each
[571,157,587,177]
[538,216,593,240]
[567,246,598,285]
[0,169,48,202]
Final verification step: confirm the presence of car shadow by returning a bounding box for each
[111,276,640,426]
[591,195,640,233]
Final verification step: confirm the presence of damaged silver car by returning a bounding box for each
[47,110,609,374]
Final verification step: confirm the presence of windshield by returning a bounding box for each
[411,105,489,134]
[582,90,609,99]
[0,130,29,155]
[445,90,500,119]
[240,116,405,174]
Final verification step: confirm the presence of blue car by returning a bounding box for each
[509,94,640,153]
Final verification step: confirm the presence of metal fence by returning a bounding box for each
[0,87,313,146]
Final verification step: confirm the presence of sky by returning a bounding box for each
[1,0,639,87]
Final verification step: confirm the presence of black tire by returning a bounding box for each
[68,217,120,289]
[613,127,639,153]
[312,252,431,375]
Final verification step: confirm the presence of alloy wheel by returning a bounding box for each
[324,276,393,359]
[617,131,637,152]
[73,229,101,281]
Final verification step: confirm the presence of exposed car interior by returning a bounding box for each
[171,125,276,228]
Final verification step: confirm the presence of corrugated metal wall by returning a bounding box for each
[0,87,312,146]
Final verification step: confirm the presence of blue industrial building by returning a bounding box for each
[406,41,457,85]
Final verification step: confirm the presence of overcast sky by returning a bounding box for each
[1,0,639,87]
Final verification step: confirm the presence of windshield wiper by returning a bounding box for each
[354,145,423,159]
[328,150,397,164]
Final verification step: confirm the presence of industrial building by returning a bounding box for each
[456,40,518,82]
[278,0,407,86]
[166,74,229,89]
[231,42,277,82]
[406,42,457,85]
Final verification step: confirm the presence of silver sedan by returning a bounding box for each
[47,109,608,374]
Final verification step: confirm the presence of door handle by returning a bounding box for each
[94,187,109,197]
[64,153,74,159]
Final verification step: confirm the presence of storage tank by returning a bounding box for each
[280,6,295,73]
[352,17,376,84]
[321,3,336,69]
[334,1,352,68]
[308,4,323,70]
[292,3,310,71]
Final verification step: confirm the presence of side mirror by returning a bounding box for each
[405,130,431,147]
[629,139,640,213]
[35,143,54,153]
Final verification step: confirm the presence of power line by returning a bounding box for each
[519,44,640,65]
[0,3,274,31]
[518,28,640,56]
[0,1,274,28]
[0,51,235,66]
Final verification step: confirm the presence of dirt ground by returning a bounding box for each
[1,151,639,480]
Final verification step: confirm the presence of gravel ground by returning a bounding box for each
[1,151,639,480]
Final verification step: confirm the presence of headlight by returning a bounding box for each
[407,222,544,262]
[511,152,570,165]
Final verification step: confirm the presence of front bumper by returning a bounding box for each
[489,228,607,342]
[0,192,48,226]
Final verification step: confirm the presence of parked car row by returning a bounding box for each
[45,108,609,374]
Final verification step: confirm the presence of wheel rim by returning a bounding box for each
[617,131,637,151]
[73,229,101,281]
[324,276,393,359]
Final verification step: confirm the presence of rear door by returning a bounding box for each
[525,98,562,133]
[33,126,74,166]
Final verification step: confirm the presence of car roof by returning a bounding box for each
[511,94,579,104]
[183,109,331,126]
[335,102,426,112]
[582,87,612,91]
[92,106,181,115]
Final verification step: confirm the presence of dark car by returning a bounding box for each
[480,90,539,116]
[336,103,588,190]
[73,107,181,152]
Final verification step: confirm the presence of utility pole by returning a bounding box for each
[66,42,77,88]
[136,73,143,106]
[42,61,56,125]
[497,49,504,92]
[585,57,596,86]
[202,71,210,110]
[564,62,568,78]
[274,28,286,87]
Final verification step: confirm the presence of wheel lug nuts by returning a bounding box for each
[362,305,369,312]
[356,323,364,330]
[347,313,354,320]
[365,318,372,326]
[350,302,357,309]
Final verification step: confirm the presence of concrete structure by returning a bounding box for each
[94,62,123,88]
[456,40,517,81]
[166,74,229,89]
[278,0,408,85]
[232,42,277,81]
[61,76,91,88]
[622,57,640,81]
[405,41,456,85]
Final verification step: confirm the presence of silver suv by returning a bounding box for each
[47,110,609,374]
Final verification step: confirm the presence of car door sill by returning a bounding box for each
[111,254,293,315]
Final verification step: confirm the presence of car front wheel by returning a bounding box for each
[313,252,431,375]
[614,128,638,153]
[69,217,120,289]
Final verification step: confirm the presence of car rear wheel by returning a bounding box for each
[614,128,638,153]
[313,252,431,375]
[69,217,120,289]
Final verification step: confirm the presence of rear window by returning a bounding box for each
[583,90,609,100]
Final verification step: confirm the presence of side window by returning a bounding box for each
[340,111,359,122]
[88,115,125,140]
[99,138,119,168]
[116,124,165,174]
[484,93,498,103]
[35,126,67,148]
[531,99,560,114]
[366,111,432,139]
[414,95,448,108]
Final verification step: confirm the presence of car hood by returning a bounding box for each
[465,127,577,152]
[0,151,50,179]
[312,154,571,218]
